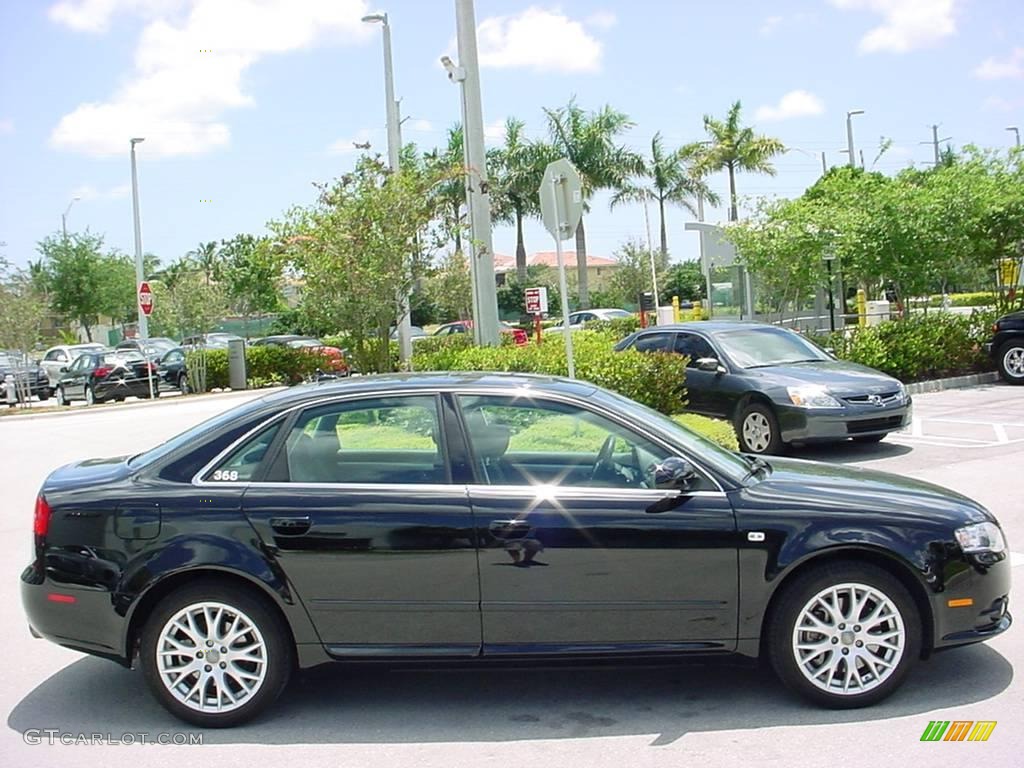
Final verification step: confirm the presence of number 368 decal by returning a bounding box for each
[211,469,240,481]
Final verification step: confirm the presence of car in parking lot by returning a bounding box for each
[181,333,244,350]
[546,307,632,333]
[115,336,179,360]
[250,335,349,375]
[986,309,1024,384]
[433,320,529,346]
[156,347,190,393]
[39,343,106,388]
[1,350,52,401]
[54,350,159,405]
[617,322,912,454]
[21,373,1010,727]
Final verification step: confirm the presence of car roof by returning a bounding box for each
[636,321,782,334]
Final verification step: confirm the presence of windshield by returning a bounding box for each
[715,327,830,369]
[591,387,750,482]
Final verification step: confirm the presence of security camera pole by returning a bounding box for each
[453,0,501,346]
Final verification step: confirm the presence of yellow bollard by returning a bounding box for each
[693,299,703,320]
[672,295,680,322]
[856,289,867,328]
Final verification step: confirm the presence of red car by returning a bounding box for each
[433,321,529,346]
[250,335,350,376]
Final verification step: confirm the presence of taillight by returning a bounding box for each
[93,366,112,378]
[34,495,51,537]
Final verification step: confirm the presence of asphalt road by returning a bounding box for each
[1,383,1021,768]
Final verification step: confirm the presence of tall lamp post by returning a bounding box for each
[130,137,148,341]
[62,197,80,241]
[846,109,864,168]
[362,11,412,365]
[1008,126,1021,148]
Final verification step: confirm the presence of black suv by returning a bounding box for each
[986,309,1024,384]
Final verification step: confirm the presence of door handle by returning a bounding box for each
[646,492,685,514]
[270,516,312,535]
[489,519,530,534]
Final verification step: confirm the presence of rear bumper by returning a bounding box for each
[777,400,912,443]
[94,379,153,401]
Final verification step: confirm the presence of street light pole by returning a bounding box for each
[362,11,412,365]
[62,197,80,242]
[130,138,148,341]
[641,193,660,318]
[846,109,864,169]
[1008,126,1021,148]
[453,0,500,346]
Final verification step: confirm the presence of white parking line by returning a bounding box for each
[889,417,1024,448]
[1012,552,1024,569]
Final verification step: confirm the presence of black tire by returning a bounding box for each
[37,388,50,402]
[767,561,921,709]
[84,385,96,406]
[852,434,886,444]
[56,386,70,407]
[178,373,191,395]
[736,401,784,455]
[996,340,1024,385]
[140,581,293,728]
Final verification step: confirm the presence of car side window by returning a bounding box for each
[457,394,690,490]
[674,333,717,368]
[281,396,447,484]
[204,422,282,482]
[45,350,66,362]
[633,332,673,353]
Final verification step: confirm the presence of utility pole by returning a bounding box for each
[454,0,500,346]
[1006,126,1020,148]
[821,152,827,175]
[923,124,952,166]
[130,138,148,341]
[846,109,864,169]
[62,197,80,242]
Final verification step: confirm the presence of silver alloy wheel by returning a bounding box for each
[84,386,94,406]
[792,582,906,696]
[742,412,772,453]
[179,374,190,394]
[1004,346,1024,379]
[156,601,268,714]
[56,387,66,406]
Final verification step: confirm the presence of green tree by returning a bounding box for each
[700,100,786,221]
[0,257,48,353]
[609,238,666,307]
[187,241,221,285]
[36,231,109,341]
[149,266,228,340]
[424,125,468,256]
[218,234,283,337]
[427,251,473,321]
[610,133,719,257]
[661,260,705,303]
[544,99,642,308]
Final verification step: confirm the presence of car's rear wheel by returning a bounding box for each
[997,341,1024,385]
[37,388,50,402]
[84,385,95,406]
[178,373,191,395]
[56,386,69,407]
[768,562,920,708]
[736,401,783,455]
[140,583,292,728]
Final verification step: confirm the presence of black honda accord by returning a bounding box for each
[22,373,1010,727]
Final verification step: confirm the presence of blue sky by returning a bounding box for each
[1,0,1023,272]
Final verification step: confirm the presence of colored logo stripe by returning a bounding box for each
[920,720,996,742]
[921,721,949,741]
[968,721,997,742]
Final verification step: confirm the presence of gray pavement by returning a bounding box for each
[1,384,1021,768]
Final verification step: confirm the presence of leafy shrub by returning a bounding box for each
[320,334,399,373]
[412,329,688,415]
[813,310,996,382]
[671,414,739,451]
[186,345,338,390]
[926,291,997,308]
[587,315,642,340]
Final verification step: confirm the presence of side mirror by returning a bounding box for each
[696,357,724,373]
[653,456,698,491]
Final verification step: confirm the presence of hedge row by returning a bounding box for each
[412,329,688,416]
[185,346,338,390]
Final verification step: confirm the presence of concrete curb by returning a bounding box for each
[905,371,1001,395]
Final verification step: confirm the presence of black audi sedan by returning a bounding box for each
[616,322,912,454]
[22,374,1010,727]
[54,350,159,405]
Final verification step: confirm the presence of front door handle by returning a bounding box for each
[489,519,530,535]
[270,516,311,535]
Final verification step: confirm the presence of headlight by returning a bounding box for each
[787,385,841,408]
[955,522,1006,555]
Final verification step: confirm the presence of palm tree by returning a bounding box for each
[490,118,553,282]
[424,125,468,255]
[186,241,221,285]
[544,99,642,308]
[700,101,785,221]
[610,132,720,258]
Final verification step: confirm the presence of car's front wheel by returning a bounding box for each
[997,340,1024,385]
[56,386,69,407]
[140,582,293,727]
[178,373,191,394]
[768,562,921,708]
[84,385,96,406]
[736,401,783,454]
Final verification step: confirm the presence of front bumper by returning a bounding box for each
[777,399,912,443]
[931,551,1012,651]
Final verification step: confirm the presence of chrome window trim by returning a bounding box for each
[191,384,732,493]
[466,485,727,500]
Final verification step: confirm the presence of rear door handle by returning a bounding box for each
[270,516,311,535]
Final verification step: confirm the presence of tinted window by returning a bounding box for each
[457,394,678,490]
[45,349,67,362]
[204,422,281,482]
[282,396,445,484]
[716,328,829,368]
[633,332,673,353]
[163,350,184,363]
[674,333,717,367]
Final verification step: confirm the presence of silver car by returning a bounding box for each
[39,343,106,388]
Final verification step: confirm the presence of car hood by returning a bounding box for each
[43,456,132,492]
[747,359,900,396]
[742,455,993,527]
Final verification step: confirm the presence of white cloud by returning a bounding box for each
[326,128,375,155]
[48,0,187,33]
[475,7,604,73]
[759,15,783,36]
[755,90,825,122]
[974,48,1024,79]
[585,11,617,29]
[50,0,372,157]
[829,0,957,53]
[0,118,13,135]
[71,182,131,201]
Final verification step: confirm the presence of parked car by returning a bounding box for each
[39,343,106,388]
[0,350,52,401]
[250,335,349,375]
[115,337,179,360]
[985,309,1024,384]
[617,321,912,454]
[434,320,529,346]
[54,350,159,406]
[546,307,632,333]
[389,325,429,341]
[22,373,1010,726]
[156,347,190,393]
[181,333,244,350]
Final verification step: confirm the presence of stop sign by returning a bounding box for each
[138,281,154,316]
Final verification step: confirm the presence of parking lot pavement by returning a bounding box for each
[1,384,1022,768]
